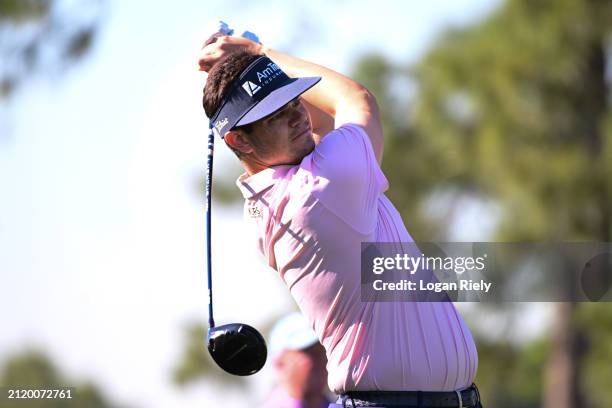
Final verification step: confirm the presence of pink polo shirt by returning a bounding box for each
[237,124,477,394]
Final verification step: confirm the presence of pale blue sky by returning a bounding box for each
[0,1,507,407]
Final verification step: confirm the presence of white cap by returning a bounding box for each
[269,312,319,356]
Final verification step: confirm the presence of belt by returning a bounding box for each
[339,383,482,408]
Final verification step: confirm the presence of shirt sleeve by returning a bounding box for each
[305,123,388,234]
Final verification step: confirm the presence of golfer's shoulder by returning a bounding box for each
[319,123,373,151]
[310,123,381,179]
[295,124,387,234]
[298,123,388,227]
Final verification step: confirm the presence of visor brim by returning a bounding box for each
[235,76,321,127]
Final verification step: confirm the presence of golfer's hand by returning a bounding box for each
[198,35,262,72]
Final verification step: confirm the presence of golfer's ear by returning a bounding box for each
[224,130,254,155]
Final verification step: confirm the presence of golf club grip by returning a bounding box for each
[206,125,215,328]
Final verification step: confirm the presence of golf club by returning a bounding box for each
[204,124,267,376]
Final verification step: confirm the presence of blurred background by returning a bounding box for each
[1,0,611,407]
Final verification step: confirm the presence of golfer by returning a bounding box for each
[198,33,482,408]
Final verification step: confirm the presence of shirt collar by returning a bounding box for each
[236,165,294,199]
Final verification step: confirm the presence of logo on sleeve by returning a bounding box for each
[247,202,262,218]
[242,81,261,97]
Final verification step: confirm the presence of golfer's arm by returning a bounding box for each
[262,47,383,163]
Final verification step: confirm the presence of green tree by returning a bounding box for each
[352,0,611,407]
[0,0,105,98]
[0,349,125,408]
[576,303,612,408]
[472,336,547,408]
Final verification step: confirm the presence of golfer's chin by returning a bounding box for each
[291,136,316,164]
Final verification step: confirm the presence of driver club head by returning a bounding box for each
[207,323,267,376]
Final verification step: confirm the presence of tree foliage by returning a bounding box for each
[0,0,105,99]
[410,0,610,242]
[0,349,124,408]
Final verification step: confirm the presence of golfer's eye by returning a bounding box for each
[268,105,290,122]
[266,99,301,124]
[267,111,284,122]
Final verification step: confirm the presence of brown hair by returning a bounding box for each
[203,51,262,158]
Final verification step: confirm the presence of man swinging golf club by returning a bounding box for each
[198,30,483,408]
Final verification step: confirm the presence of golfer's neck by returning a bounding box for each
[241,158,269,176]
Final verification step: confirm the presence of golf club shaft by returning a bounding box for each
[206,124,215,329]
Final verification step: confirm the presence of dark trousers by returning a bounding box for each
[328,401,483,408]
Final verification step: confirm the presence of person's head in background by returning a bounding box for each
[269,312,329,402]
